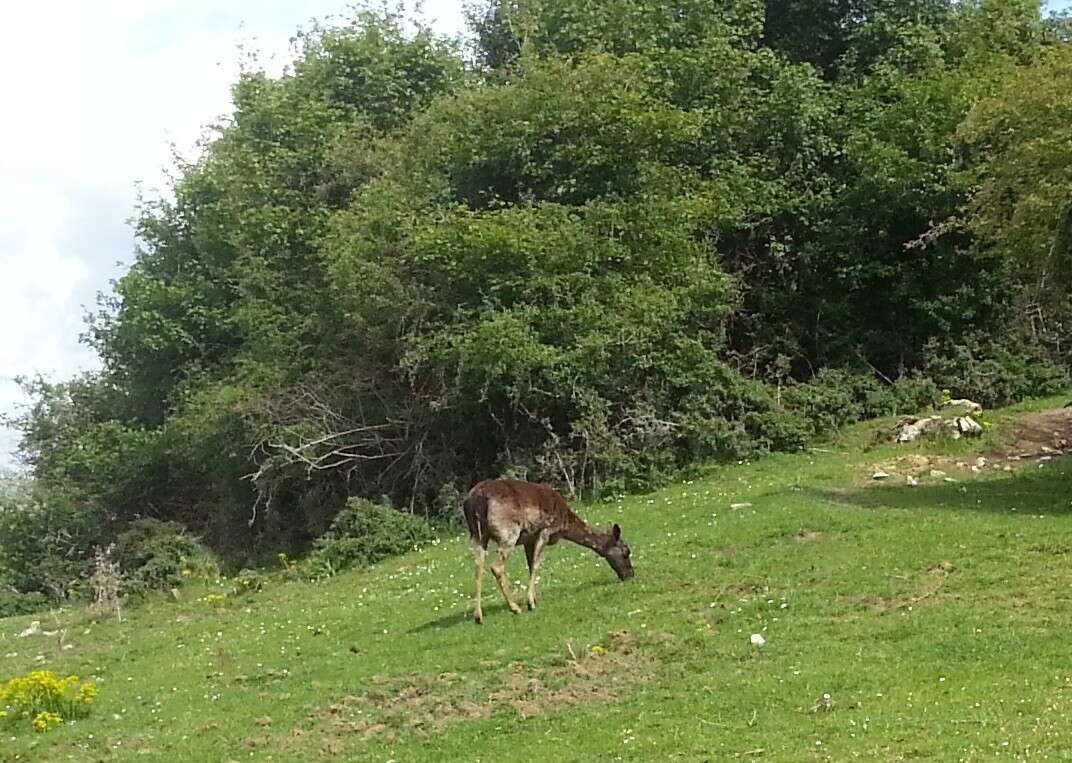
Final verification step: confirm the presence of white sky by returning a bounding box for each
[0,0,1070,470]
[0,1,467,469]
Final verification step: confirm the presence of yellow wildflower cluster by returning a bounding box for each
[33,711,63,732]
[0,670,99,733]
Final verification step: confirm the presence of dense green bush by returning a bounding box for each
[922,333,1070,408]
[0,489,105,599]
[782,370,940,436]
[0,591,49,619]
[9,2,1071,561]
[307,499,437,578]
[112,519,217,596]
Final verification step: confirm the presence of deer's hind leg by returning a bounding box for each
[472,538,487,624]
[524,530,550,611]
[489,531,523,615]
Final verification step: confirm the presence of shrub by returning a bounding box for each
[0,489,105,599]
[308,498,437,577]
[781,370,940,438]
[112,519,217,596]
[922,333,1069,408]
[232,569,265,596]
[0,670,98,733]
[0,591,49,619]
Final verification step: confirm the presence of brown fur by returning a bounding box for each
[462,479,634,623]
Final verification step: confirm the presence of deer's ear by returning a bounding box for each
[611,523,621,541]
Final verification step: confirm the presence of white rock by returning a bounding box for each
[896,416,943,442]
[954,416,983,436]
[730,502,753,510]
[17,621,41,638]
[905,476,919,487]
[929,469,947,478]
[750,633,766,646]
[872,470,891,480]
[943,399,983,414]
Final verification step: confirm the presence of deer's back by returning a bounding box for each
[466,479,578,544]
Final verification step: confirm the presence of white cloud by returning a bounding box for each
[0,1,466,467]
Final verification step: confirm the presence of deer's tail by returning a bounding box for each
[462,493,488,546]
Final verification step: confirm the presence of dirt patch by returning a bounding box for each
[990,407,1072,459]
[792,530,824,543]
[865,407,1072,482]
[274,632,653,757]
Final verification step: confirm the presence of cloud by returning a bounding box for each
[0,1,466,467]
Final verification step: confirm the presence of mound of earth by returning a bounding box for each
[867,406,1072,483]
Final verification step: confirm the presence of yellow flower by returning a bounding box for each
[0,670,98,731]
[32,711,63,732]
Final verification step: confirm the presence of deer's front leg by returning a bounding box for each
[489,540,522,615]
[524,531,550,611]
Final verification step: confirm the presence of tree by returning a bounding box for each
[956,44,1072,348]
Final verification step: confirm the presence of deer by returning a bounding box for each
[461,478,634,624]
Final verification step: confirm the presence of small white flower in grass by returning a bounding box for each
[750,633,766,646]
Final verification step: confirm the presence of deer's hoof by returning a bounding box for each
[526,599,536,611]
[508,603,522,615]
[474,611,484,625]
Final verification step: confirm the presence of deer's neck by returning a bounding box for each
[560,520,608,555]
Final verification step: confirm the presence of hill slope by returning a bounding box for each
[4,395,1072,762]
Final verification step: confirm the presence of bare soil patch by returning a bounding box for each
[865,407,1072,483]
[991,407,1072,458]
[273,632,654,757]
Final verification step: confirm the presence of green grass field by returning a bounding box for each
[4,395,1072,762]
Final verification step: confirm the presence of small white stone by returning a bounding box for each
[872,470,890,480]
[750,633,766,646]
[905,476,919,487]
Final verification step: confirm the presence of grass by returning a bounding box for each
[3,394,1072,761]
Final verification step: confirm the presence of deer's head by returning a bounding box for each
[601,523,634,581]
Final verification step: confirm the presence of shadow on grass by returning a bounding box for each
[408,610,473,633]
[810,458,1072,518]
[406,576,626,634]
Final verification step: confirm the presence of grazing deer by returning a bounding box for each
[461,478,634,624]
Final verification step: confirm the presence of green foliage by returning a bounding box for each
[12,2,1072,565]
[0,591,49,619]
[0,487,105,599]
[112,520,217,596]
[782,370,939,434]
[956,45,1072,353]
[922,333,1070,408]
[763,0,953,78]
[232,569,266,596]
[307,499,437,578]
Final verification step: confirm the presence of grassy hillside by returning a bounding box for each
[4,395,1072,762]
